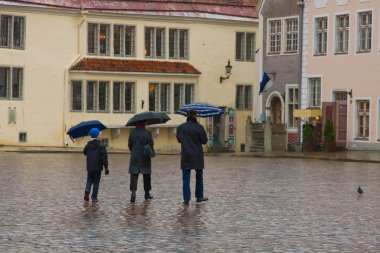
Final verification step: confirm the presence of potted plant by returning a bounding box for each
[302,123,314,152]
[324,119,336,152]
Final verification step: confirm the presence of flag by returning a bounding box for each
[259,72,274,94]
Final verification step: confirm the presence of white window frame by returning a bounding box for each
[334,12,350,55]
[267,18,282,54]
[0,66,23,100]
[145,27,166,59]
[169,28,189,60]
[113,25,136,57]
[284,17,299,53]
[356,9,373,53]
[308,77,322,108]
[286,84,299,128]
[71,80,83,111]
[86,80,110,113]
[173,83,194,111]
[267,16,299,56]
[87,23,110,56]
[236,32,256,61]
[353,98,371,141]
[235,84,252,110]
[149,82,171,112]
[0,14,25,49]
[112,81,135,113]
[314,15,328,56]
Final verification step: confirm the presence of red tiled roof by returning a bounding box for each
[70,58,202,75]
[7,0,258,19]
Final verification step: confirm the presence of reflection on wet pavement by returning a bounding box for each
[0,153,379,252]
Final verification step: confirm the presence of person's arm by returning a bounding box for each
[148,131,154,147]
[199,125,208,145]
[83,144,88,156]
[176,126,181,143]
[100,144,109,175]
[128,133,133,151]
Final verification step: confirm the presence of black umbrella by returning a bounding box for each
[67,120,107,139]
[126,111,171,126]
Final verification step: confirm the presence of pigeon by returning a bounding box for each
[357,186,363,194]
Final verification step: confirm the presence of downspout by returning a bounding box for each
[62,10,87,146]
[298,0,305,144]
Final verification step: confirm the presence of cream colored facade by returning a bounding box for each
[0,4,258,152]
[302,0,380,150]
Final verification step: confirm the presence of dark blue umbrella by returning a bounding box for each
[126,111,171,126]
[175,103,223,118]
[66,120,107,139]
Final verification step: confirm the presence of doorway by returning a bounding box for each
[271,96,282,124]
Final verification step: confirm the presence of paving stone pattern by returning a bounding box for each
[0,153,379,252]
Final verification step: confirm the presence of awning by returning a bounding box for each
[294,108,322,118]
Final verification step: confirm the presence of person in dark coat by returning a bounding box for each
[176,110,208,205]
[128,121,154,203]
[83,128,109,202]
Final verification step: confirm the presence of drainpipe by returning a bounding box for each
[62,11,87,146]
[297,0,305,145]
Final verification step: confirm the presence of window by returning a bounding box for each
[285,18,298,53]
[0,14,25,49]
[315,17,328,55]
[268,20,281,54]
[169,29,189,59]
[236,85,252,110]
[88,23,110,55]
[86,81,109,112]
[287,87,299,128]
[335,14,349,54]
[149,83,170,112]
[145,27,165,58]
[357,11,372,52]
[356,100,370,140]
[0,67,23,100]
[236,32,255,61]
[113,81,135,113]
[309,78,321,107]
[174,83,194,111]
[19,132,27,142]
[113,25,135,57]
[71,81,82,111]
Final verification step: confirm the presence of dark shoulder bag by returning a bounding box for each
[143,131,156,158]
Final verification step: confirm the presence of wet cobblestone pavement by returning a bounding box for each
[0,153,379,252]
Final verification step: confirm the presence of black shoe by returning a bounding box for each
[144,194,153,200]
[183,201,189,205]
[84,190,90,201]
[196,197,208,203]
[130,195,136,203]
[92,198,98,203]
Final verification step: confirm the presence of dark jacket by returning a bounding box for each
[128,127,154,175]
[176,119,208,170]
[83,139,108,172]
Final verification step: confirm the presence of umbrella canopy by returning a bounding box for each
[66,120,107,139]
[175,103,224,118]
[126,111,171,126]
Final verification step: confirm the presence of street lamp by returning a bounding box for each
[220,60,232,83]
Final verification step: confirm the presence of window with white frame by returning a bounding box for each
[71,80,82,111]
[287,87,299,128]
[174,83,194,111]
[149,83,170,112]
[113,25,135,57]
[268,19,282,54]
[315,17,328,55]
[113,81,135,113]
[236,32,255,61]
[0,14,25,49]
[169,29,189,59]
[86,81,109,112]
[357,11,372,53]
[356,100,370,140]
[0,67,23,100]
[87,23,110,55]
[335,14,349,54]
[236,85,252,110]
[145,27,165,58]
[309,78,321,107]
[285,18,298,53]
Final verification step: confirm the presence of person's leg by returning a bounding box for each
[182,169,191,204]
[195,169,207,202]
[91,171,102,201]
[143,174,153,200]
[130,173,139,202]
[84,170,94,201]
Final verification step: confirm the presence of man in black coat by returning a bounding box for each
[83,128,109,202]
[176,110,208,205]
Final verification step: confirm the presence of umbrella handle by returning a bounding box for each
[70,136,75,143]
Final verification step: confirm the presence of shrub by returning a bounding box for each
[324,119,335,142]
[303,123,313,142]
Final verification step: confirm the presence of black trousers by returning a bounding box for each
[130,173,151,193]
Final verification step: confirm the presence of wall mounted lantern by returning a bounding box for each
[347,89,352,98]
[220,60,232,83]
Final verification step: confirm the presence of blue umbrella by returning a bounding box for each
[66,120,107,139]
[175,103,224,118]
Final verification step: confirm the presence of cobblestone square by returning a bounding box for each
[0,153,379,252]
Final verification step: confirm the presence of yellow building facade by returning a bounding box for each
[0,1,258,153]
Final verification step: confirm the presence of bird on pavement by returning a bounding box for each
[357,186,363,194]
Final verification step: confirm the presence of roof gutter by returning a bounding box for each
[69,70,201,77]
